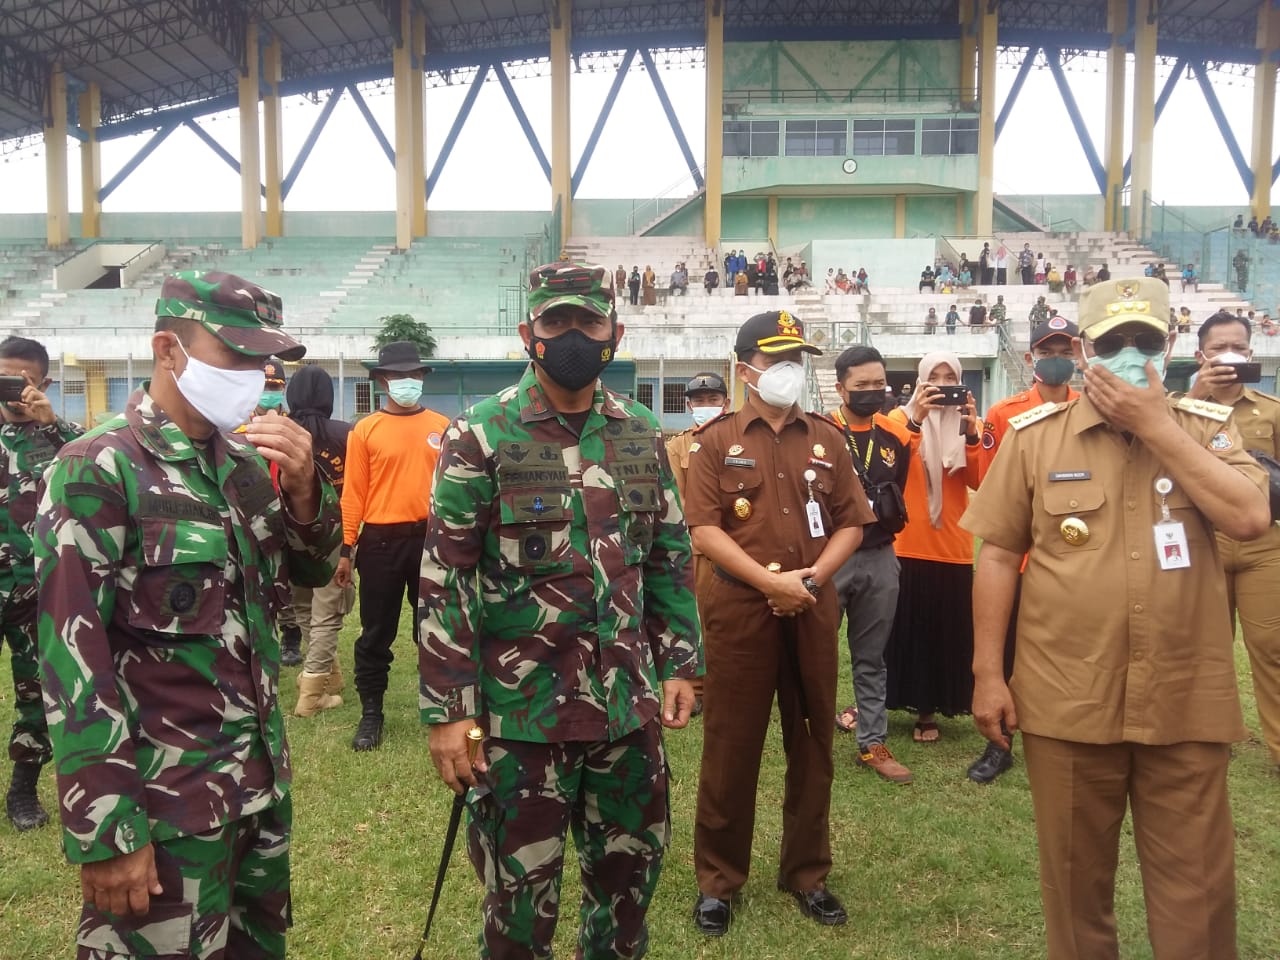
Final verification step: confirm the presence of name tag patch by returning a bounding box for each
[1049,471,1092,482]
[724,456,757,468]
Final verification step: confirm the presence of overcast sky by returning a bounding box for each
[0,56,1268,217]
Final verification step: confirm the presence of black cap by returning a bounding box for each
[370,340,432,376]
[262,358,286,386]
[733,310,822,358]
[1031,316,1079,347]
[685,372,727,396]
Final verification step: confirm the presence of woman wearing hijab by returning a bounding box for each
[615,264,627,297]
[884,352,982,743]
[642,264,657,305]
[286,364,356,717]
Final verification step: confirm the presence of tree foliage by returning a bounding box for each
[373,314,437,358]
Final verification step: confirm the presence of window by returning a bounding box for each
[355,381,373,416]
[637,382,655,411]
[922,117,979,155]
[851,119,915,156]
[663,382,687,414]
[784,119,847,157]
[722,120,780,157]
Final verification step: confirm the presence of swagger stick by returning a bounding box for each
[412,725,484,960]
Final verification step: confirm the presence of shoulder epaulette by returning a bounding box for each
[1173,396,1233,423]
[693,410,731,434]
[809,411,842,430]
[1009,402,1066,431]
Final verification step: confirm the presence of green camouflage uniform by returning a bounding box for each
[419,359,702,960]
[35,385,339,959]
[0,415,82,766]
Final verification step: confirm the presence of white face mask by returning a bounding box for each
[386,377,423,407]
[745,360,806,409]
[172,341,265,433]
[1208,351,1249,366]
[689,404,723,426]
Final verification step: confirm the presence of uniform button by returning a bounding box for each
[782,507,790,515]
[80,840,93,852]
[1127,501,1136,510]
[1133,651,1144,662]
[1069,499,1079,508]
[777,472,785,479]
[1134,604,1144,613]
[1130,552,1140,560]
[737,482,744,490]
[787,546,796,553]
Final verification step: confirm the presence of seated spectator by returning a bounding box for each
[1261,313,1277,335]
[958,266,972,288]
[755,251,768,275]
[734,270,749,296]
[1262,216,1274,235]
[1153,262,1168,285]
[938,263,955,285]
[703,264,719,293]
[670,262,689,296]
[925,306,939,333]
[1063,264,1078,293]
[920,265,936,292]
[857,267,870,293]
[763,258,779,295]
[958,253,971,278]
[1270,227,1280,243]
[1168,308,1179,332]
[836,270,852,294]
[1083,265,1097,285]
[1143,262,1155,277]
[1249,215,1260,235]
[1096,263,1111,282]
[1177,306,1192,333]
[1046,263,1063,293]
[1181,263,1199,292]
[824,268,839,295]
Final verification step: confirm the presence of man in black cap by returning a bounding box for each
[666,371,730,715]
[682,311,873,935]
[335,341,450,751]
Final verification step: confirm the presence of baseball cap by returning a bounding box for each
[370,340,433,376]
[685,372,728,396]
[1031,316,1079,348]
[527,261,615,322]
[156,270,305,361]
[1078,277,1170,339]
[262,358,287,387]
[734,310,822,358]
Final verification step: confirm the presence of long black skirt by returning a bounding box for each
[884,556,974,717]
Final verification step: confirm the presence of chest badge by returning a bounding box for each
[728,444,745,456]
[812,443,826,458]
[1060,517,1090,546]
[733,496,752,520]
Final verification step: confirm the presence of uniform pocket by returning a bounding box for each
[1041,482,1106,553]
[128,517,229,637]
[718,472,764,525]
[76,898,194,956]
[496,490,573,572]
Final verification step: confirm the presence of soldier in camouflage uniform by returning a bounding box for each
[420,261,702,960]
[0,336,83,831]
[34,271,340,960]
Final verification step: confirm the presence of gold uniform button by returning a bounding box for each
[766,562,782,573]
[1130,551,1140,560]
[1060,517,1089,545]
[733,497,752,520]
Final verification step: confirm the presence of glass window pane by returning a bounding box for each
[884,128,915,155]
[753,120,779,132]
[815,129,847,156]
[787,120,817,134]
[953,117,979,131]
[785,121,816,156]
[750,127,779,156]
[921,129,950,155]
[951,128,979,154]
[723,125,751,156]
[921,118,949,131]
[851,131,884,155]
[886,119,916,133]
[817,120,847,133]
[853,120,885,132]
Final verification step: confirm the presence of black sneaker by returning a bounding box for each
[966,742,1014,784]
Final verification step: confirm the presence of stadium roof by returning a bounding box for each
[0,0,1269,145]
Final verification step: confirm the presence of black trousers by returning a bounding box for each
[353,521,426,696]
[996,268,1007,285]
[1021,266,1034,284]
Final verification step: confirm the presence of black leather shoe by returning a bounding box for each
[692,893,731,936]
[967,742,1014,784]
[779,885,847,926]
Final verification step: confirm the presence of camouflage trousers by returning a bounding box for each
[76,797,291,960]
[1,579,49,766]
[467,721,670,960]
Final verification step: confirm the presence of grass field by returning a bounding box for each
[1,617,1277,959]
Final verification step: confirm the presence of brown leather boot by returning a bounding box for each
[294,672,343,717]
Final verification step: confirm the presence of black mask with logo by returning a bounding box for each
[842,389,885,419]
[528,327,617,391]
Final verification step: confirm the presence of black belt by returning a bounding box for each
[712,565,752,588]
[360,520,427,539]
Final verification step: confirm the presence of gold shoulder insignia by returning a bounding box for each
[1173,396,1232,423]
[1008,402,1065,431]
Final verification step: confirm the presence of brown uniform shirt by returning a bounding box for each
[961,395,1267,746]
[683,402,872,569]
[666,427,701,556]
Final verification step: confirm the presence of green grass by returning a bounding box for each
[2,618,1277,959]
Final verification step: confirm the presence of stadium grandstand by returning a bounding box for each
[1,0,1279,429]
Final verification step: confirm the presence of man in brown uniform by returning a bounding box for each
[962,277,1271,960]
[683,311,871,936]
[666,372,730,715]
[1182,310,1280,771]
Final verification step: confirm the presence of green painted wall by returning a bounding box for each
[724,40,961,99]
[777,197,897,245]
[723,155,977,195]
[906,195,961,238]
[647,197,706,237]
[721,198,770,240]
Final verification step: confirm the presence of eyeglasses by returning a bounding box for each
[1087,330,1168,359]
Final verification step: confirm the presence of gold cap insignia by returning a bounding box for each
[1060,517,1090,545]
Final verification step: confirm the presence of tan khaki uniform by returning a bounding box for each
[961,394,1267,960]
[1208,387,1280,766]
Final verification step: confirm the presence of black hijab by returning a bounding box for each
[285,365,351,485]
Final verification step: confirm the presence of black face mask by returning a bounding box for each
[528,327,616,392]
[842,389,884,418]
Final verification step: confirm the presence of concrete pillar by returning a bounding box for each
[412,14,428,237]
[973,3,997,235]
[767,195,778,248]
[78,81,102,239]
[392,2,421,249]
[1131,8,1158,238]
[263,34,284,237]
[705,0,725,248]
[550,0,573,250]
[894,194,906,238]
[956,193,967,234]
[239,23,262,249]
[44,66,70,247]
[959,0,977,103]
[1103,0,1127,231]
[1251,3,1280,217]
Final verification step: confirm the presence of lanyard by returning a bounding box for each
[834,409,875,475]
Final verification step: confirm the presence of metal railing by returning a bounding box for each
[625,165,707,235]
[724,87,964,105]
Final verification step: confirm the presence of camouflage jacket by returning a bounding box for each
[34,386,340,864]
[0,416,82,592]
[418,364,702,743]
